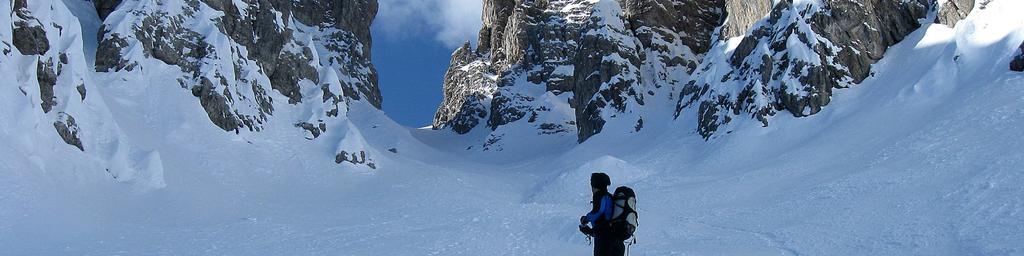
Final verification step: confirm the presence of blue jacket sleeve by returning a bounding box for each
[586,196,613,226]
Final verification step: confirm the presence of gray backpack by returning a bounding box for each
[610,186,638,239]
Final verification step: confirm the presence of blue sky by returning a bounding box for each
[371,0,483,127]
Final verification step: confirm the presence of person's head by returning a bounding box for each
[590,172,611,192]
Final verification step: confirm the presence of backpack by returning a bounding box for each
[609,186,638,240]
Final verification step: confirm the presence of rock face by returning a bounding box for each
[677,0,931,138]
[2,0,385,179]
[432,43,497,134]
[53,114,84,151]
[335,150,376,169]
[719,0,773,39]
[572,0,725,141]
[437,0,944,144]
[935,0,974,27]
[1012,42,1024,72]
[434,0,596,146]
[11,0,50,55]
[434,0,726,144]
[96,0,381,137]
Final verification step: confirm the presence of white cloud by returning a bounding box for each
[375,0,484,48]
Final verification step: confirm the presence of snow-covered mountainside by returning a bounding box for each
[2,0,165,190]
[433,0,989,145]
[434,0,724,147]
[95,0,380,137]
[93,0,384,168]
[1,0,385,175]
[2,0,1024,255]
[680,0,934,138]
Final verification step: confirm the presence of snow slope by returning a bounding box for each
[2,0,1024,255]
[0,0,166,193]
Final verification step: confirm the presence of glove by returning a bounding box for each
[580,215,589,225]
[579,225,593,236]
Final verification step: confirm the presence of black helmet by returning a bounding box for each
[591,172,611,188]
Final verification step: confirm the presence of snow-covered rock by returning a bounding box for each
[1,0,387,189]
[934,0,975,27]
[437,0,957,143]
[1012,41,1024,72]
[1,0,164,191]
[434,0,725,145]
[719,0,772,40]
[95,0,380,136]
[678,0,932,138]
[84,0,386,170]
[432,42,497,134]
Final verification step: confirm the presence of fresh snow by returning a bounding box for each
[2,0,1024,255]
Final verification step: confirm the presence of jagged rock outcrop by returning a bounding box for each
[476,0,515,54]
[1012,41,1024,72]
[435,0,595,144]
[571,0,646,141]
[434,0,726,144]
[335,150,376,169]
[53,114,84,151]
[935,0,974,27]
[11,0,49,55]
[571,0,725,141]
[719,0,772,39]
[96,0,381,136]
[36,59,58,113]
[433,43,496,134]
[677,0,931,138]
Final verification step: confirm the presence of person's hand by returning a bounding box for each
[579,225,593,235]
[580,215,588,225]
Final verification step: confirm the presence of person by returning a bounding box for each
[579,172,625,256]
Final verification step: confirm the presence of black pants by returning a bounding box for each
[593,236,625,256]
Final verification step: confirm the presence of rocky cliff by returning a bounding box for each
[436,0,962,144]
[679,0,932,138]
[434,0,726,146]
[1,0,385,175]
[95,0,381,138]
[1013,41,1024,72]
[719,0,772,40]
[935,0,974,27]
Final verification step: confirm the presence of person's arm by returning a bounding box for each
[586,196,612,226]
[601,196,613,221]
